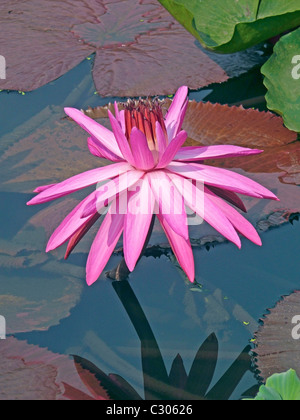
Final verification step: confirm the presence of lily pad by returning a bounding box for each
[261,28,300,132]
[253,291,300,381]
[0,0,228,96]
[181,101,300,183]
[245,369,300,401]
[0,105,105,193]
[0,254,83,334]
[0,194,84,334]
[0,337,94,400]
[158,0,300,53]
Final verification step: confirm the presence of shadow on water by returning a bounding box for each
[63,280,254,400]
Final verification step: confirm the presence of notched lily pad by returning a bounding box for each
[0,0,228,96]
[0,337,93,400]
[0,106,104,193]
[0,197,84,334]
[253,291,300,382]
[182,101,297,149]
[0,263,83,334]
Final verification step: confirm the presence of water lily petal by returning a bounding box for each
[155,121,167,159]
[175,145,263,161]
[165,86,188,139]
[27,162,132,205]
[33,184,57,193]
[147,171,189,240]
[108,110,136,166]
[156,130,187,169]
[130,127,155,170]
[169,173,242,248]
[167,98,189,141]
[64,107,122,158]
[123,179,155,271]
[157,213,194,283]
[206,186,247,213]
[87,136,124,162]
[167,161,279,200]
[174,98,189,137]
[46,190,99,252]
[114,102,126,134]
[86,196,125,286]
[204,187,262,246]
[65,212,101,259]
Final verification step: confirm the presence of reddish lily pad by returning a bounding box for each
[182,101,298,149]
[182,101,300,183]
[0,198,84,333]
[0,337,95,400]
[0,0,228,96]
[0,259,83,334]
[253,291,300,382]
[0,106,104,193]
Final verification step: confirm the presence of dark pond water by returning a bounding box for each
[0,46,299,400]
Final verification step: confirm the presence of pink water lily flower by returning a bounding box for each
[27,86,278,285]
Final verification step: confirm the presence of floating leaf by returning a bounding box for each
[253,291,300,382]
[182,101,297,150]
[0,0,228,96]
[0,195,84,334]
[262,28,300,132]
[158,0,300,53]
[0,337,91,400]
[0,106,105,193]
[181,101,300,189]
[0,262,83,334]
[245,369,300,400]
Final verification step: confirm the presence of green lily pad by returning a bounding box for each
[158,0,300,53]
[261,28,300,132]
[246,369,300,400]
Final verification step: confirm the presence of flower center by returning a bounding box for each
[123,99,167,151]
